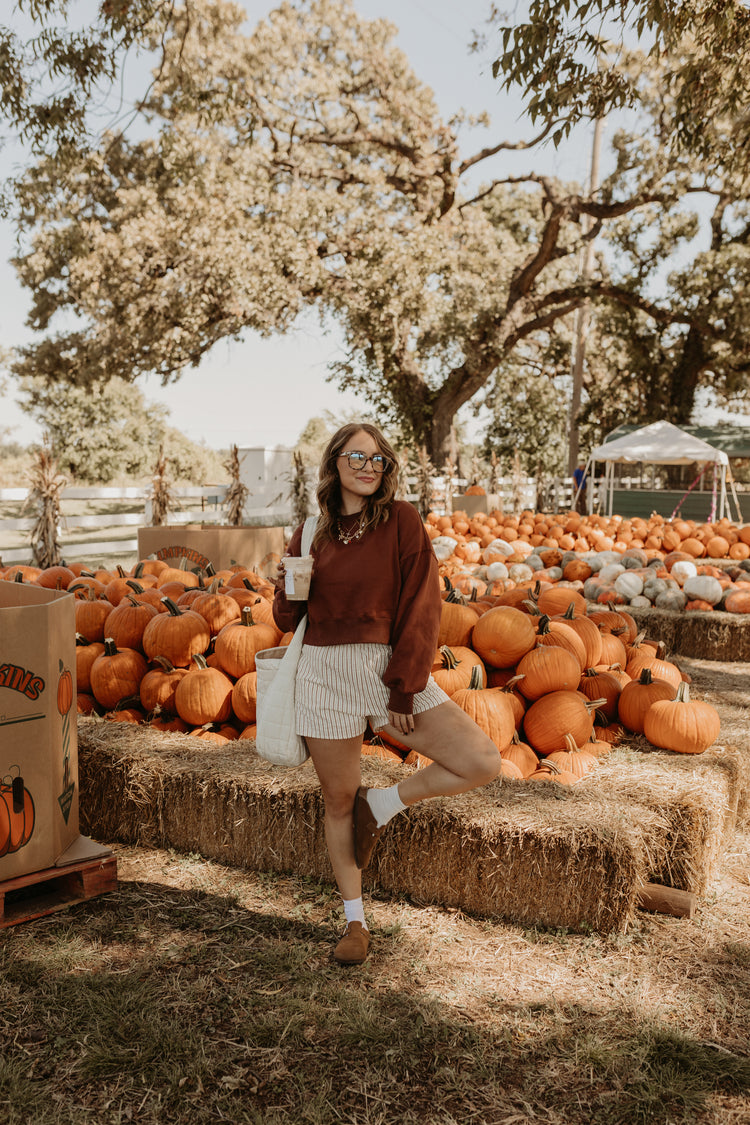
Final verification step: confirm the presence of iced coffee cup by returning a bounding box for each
[284,555,313,600]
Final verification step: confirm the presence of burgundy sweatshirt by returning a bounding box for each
[272,500,441,714]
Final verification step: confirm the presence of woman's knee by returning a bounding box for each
[470,740,504,784]
[320,786,358,821]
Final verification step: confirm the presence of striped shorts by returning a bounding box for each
[296,643,449,740]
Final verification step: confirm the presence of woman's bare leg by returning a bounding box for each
[378,700,502,805]
[304,733,364,901]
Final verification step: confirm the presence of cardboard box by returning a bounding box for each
[451,494,502,517]
[137,525,288,574]
[0,583,91,880]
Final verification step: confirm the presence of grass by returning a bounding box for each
[0,842,748,1125]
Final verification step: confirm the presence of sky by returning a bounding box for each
[0,0,597,452]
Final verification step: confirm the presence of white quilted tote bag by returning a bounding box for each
[254,516,317,767]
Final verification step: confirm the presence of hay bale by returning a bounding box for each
[76,657,748,934]
[583,743,747,893]
[625,606,750,661]
[78,720,744,935]
[364,782,657,933]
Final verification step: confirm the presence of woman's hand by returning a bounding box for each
[276,556,288,586]
[387,710,415,736]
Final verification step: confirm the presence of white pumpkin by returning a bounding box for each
[683,575,723,605]
[508,563,534,583]
[431,535,458,562]
[482,538,515,563]
[628,595,652,608]
[599,562,626,583]
[670,560,698,586]
[486,561,509,581]
[614,571,644,601]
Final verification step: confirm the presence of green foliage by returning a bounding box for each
[7,0,750,471]
[18,375,224,484]
[491,1,750,171]
[480,355,570,483]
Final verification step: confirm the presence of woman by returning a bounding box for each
[273,423,501,965]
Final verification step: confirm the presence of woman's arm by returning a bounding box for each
[382,507,441,715]
[271,523,307,633]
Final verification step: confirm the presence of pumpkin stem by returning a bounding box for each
[161,597,183,616]
[437,645,460,670]
[112,695,141,711]
[152,655,177,673]
[126,579,144,594]
[103,637,119,656]
[191,654,209,670]
[585,696,608,713]
[240,606,257,627]
[466,665,485,690]
[501,674,525,692]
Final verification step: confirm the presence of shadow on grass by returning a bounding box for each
[0,879,747,1125]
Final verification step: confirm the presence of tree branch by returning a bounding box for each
[458,119,561,176]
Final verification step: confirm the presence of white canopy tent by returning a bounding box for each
[576,420,743,522]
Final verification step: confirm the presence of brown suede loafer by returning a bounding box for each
[333,921,370,965]
[353,786,384,869]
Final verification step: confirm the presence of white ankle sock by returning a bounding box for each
[343,897,368,928]
[366,783,407,828]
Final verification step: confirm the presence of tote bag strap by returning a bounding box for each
[300,515,318,556]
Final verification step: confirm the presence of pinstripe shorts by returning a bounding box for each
[295,643,449,740]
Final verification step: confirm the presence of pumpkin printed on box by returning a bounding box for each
[0,769,35,857]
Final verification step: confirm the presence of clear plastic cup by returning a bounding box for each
[284,555,313,600]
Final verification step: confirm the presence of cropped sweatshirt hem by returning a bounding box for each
[273,500,441,715]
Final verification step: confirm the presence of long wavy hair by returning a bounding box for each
[312,423,399,550]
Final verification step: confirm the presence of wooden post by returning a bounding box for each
[637,882,697,919]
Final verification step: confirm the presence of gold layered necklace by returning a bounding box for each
[337,511,367,545]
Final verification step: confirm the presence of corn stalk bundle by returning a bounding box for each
[223,444,249,526]
[25,438,65,568]
[150,446,173,527]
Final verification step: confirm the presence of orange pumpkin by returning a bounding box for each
[174,654,234,726]
[141,598,212,668]
[89,639,148,711]
[471,606,536,669]
[451,672,516,751]
[430,645,487,695]
[643,682,720,754]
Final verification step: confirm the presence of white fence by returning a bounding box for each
[0,484,297,566]
[0,475,552,567]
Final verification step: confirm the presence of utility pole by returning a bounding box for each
[568,116,604,476]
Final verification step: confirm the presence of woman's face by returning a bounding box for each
[335,429,387,512]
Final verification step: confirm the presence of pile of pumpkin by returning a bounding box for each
[365,582,722,783]
[0,557,723,779]
[1,558,285,743]
[426,509,750,614]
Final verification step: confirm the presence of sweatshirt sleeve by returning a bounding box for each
[382,506,441,714]
[271,523,307,634]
